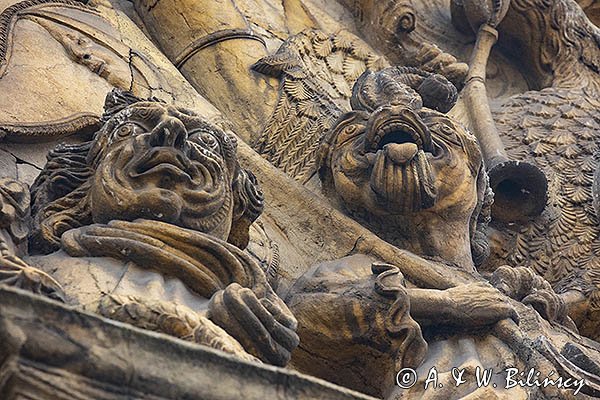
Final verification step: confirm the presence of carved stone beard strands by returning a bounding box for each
[416,149,437,206]
[369,149,437,213]
[60,219,269,298]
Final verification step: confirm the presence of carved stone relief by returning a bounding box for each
[0,0,159,140]
[460,0,600,342]
[283,66,573,398]
[18,90,299,367]
[131,0,468,148]
[0,0,600,398]
[0,0,223,187]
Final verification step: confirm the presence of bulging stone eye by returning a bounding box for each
[336,125,362,147]
[188,130,223,158]
[435,123,461,146]
[199,132,219,150]
[439,124,452,135]
[113,123,144,139]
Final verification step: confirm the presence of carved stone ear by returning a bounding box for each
[227,169,264,249]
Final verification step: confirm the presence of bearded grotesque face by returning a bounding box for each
[321,102,483,222]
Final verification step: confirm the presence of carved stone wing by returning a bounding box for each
[494,88,600,339]
[252,29,386,183]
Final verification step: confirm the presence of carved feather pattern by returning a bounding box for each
[495,87,600,312]
[252,30,386,183]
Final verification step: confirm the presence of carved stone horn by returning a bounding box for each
[457,0,548,223]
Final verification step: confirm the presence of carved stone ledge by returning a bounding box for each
[0,286,375,400]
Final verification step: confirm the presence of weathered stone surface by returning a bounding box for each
[0,0,223,143]
[0,285,375,400]
[1,0,600,398]
[0,149,17,180]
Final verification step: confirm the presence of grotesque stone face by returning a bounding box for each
[88,101,238,240]
[30,92,263,253]
[322,103,482,221]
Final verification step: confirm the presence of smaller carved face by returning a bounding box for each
[62,32,131,89]
[322,103,482,219]
[32,17,133,91]
[88,102,240,240]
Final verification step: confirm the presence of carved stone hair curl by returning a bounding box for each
[29,90,263,254]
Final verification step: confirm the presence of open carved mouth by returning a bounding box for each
[368,121,432,152]
[366,106,432,147]
[364,107,435,168]
[364,108,437,212]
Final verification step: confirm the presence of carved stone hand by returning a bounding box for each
[490,265,574,327]
[208,283,299,366]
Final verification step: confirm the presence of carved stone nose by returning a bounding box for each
[148,117,187,149]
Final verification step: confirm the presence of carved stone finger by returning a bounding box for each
[261,294,298,331]
[222,285,290,366]
[240,290,298,352]
[258,297,300,351]
[523,290,564,322]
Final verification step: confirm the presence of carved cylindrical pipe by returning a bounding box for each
[463,25,547,223]
[132,0,279,144]
[464,26,507,167]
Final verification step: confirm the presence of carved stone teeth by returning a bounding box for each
[371,121,423,152]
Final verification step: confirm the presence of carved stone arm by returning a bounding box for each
[407,283,518,327]
[98,294,260,363]
[284,256,428,397]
